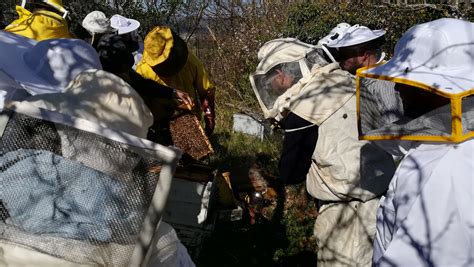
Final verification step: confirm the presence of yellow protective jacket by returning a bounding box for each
[5,6,72,41]
[136,50,214,121]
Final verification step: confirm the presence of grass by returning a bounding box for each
[208,105,282,188]
[196,105,317,267]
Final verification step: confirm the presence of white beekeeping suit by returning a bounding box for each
[326,24,403,135]
[144,222,195,267]
[356,18,474,266]
[250,31,396,266]
[300,63,395,267]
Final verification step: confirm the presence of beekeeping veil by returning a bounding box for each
[249,38,314,119]
[0,71,181,266]
[250,22,355,121]
[357,18,474,143]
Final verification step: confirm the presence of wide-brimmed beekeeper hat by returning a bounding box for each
[110,14,140,35]
[317,23,351,47]
[357,18,474,143]
[327,24,386,48]
[82,11,115,35]
[0,31,102,95]
[21,70,154,138]
[316,23,351,63]
[362,18,474,94]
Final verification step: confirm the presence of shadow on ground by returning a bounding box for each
[194,130,316,267]
[196,218,317,267]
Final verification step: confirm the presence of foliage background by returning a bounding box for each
[2,0,472,130]
[1,0,472,265]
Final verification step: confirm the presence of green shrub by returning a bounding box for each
[284,1,473,56]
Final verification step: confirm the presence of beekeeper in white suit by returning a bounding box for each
[327,24,403,134]
[356,18,474,266]
[250,24,396,266]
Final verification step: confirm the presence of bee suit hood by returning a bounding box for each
[250,38,354,124]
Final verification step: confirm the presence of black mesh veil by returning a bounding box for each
[250,61,303,112]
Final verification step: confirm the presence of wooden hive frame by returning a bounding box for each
[169,113,214,160]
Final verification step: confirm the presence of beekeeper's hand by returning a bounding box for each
[175,89,194,110]
[201,96,215,136]
[269,118,281,129]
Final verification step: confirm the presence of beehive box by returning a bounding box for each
[162,169,242,259]
[233,113,270,140]
[162,177,215,259]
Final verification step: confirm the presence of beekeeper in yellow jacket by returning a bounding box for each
[5,0,72,41]
[136,26,216,136]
